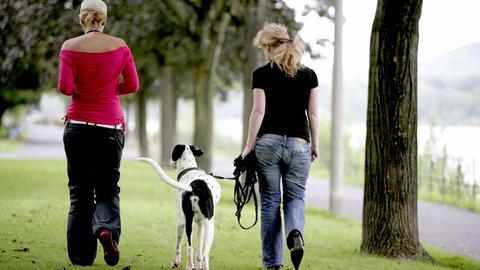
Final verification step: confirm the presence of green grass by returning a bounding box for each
[0,139,20,152]
[0,160,479,270]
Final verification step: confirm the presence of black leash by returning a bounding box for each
[208,173,236,180]
[209,152,259,230]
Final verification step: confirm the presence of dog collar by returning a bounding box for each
[177,167,200,181]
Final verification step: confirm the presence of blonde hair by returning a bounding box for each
[79,10,106,29]
[253,23,304,77]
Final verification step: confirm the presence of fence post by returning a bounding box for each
[429,159,434,196]
[456,160,462,207]
[473,159,477,210]
[441,156,447,204]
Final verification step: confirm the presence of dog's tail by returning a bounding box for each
[136,157,192,192]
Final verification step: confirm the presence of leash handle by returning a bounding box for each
[234,178,258,230]
[209,171,259,230]
[233,170,259,230]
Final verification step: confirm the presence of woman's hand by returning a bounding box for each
[311,145,319,162]
[241,146,253,159]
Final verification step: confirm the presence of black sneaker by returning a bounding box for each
[98,229,120,266]
[287,229,304,270]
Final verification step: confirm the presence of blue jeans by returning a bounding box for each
[255,134,311,268]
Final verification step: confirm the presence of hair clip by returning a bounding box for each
[277,37,294,44]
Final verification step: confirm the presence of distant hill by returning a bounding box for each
[420,42,480,83]
[419,42,480,79]
[418,42,480,125]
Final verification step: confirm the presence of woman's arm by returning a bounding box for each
[119,55,139,95]
[57,47,76,96]
[241,88,266,158]
[308,87,320,161]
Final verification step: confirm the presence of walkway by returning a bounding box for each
[1,124,479,260]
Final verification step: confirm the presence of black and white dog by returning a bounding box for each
[137,144,221,270]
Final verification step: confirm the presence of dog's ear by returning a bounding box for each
[172,144,186,161]
[189,145,204,157]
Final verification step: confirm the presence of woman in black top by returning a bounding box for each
[241,23,319,270]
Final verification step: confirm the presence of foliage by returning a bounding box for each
[411,42,480,125]
[218,0,301,98]
[0,0,80,128]
[107,0,194,96]
[343,47,480,125]
[0,160,479,269]
[419,81,480,125]
[304,0,334,20]
[301,0,335,59]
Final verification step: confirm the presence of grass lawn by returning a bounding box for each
[0,139,20,152]
[0,160,479,270]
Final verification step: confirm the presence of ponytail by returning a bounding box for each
[270,38,304,77]
[253,23,304,77]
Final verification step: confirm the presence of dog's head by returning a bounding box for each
[170,144,204,170]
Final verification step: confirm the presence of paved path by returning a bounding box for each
[1,124,479,260]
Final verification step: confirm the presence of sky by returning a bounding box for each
[283,0,480,80]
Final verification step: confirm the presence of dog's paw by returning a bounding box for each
[195,258,203,270]
[171,259,181,268]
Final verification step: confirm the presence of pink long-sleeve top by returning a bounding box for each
[58,45,139,127]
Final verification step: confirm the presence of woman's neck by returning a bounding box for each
[84,27,103,34]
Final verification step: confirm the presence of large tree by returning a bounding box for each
[361,0,431,261]
[239,0,267,149]
[108,0,188,160]
[0,0,77,130]
[153,0,237,171]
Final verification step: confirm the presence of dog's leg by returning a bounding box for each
[183,194,195,270]
[185,221,194,270]
[202,218,215,270]
[172,194,186,268]
[195,221,205,270]
[171,217,185,268]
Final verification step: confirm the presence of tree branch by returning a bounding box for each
[163,0,188,26]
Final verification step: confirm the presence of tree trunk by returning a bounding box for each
[329,0,344,214]
[194,10,231,171]
[361,0,431,261]
[137,88,149,157]
[160,66,178,167]
[0,103,7,132]
[193,65,214,171]
[242,0,267,150]
[242,67,253,149]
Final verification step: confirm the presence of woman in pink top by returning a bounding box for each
[57,0,138,266]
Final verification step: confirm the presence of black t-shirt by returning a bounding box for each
[252,63,318,142]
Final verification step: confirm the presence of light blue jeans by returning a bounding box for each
[255,134,311,268]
